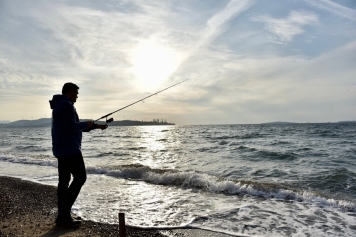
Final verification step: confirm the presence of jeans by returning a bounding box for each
[57,153,87,216]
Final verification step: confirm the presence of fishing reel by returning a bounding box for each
[106,117,114,124]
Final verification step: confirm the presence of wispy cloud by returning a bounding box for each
[302,0,356,21]
[172,40,356,123]
[170,0,256,85]
[202,0,256,46]
[251,10,319,43]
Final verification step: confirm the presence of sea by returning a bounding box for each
[0,123,355,237]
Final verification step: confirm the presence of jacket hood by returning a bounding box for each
[49,94,71,109]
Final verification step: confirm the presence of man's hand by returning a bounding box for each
[86,121,94,128]
[97,124,108,130]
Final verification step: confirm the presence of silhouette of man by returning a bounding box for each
[49,82,107,226]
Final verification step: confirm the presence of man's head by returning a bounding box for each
[62,82,79,103]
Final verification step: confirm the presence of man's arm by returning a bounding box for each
[59,103,107,132]
[96,124,108,130]
[60,107,89,132]
[82,123,108,132]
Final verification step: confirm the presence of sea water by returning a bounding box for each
[0,123,355,236]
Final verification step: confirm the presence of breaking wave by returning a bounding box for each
[87,164,356,213]
[0,153,57,167]
[1,153,355,213]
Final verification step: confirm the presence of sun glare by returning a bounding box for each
[131,41,182,90]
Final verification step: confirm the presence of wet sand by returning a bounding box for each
[0,176,235,237]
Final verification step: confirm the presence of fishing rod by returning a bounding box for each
[94,78,189,124]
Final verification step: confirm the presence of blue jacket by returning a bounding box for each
[49,95,96,158]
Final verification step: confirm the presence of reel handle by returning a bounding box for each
[106,118,114,124]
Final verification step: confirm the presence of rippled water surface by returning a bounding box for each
[0,123,355,236]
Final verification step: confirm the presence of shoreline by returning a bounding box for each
[0,176,235,237]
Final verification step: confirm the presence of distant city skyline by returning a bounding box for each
[0,117,177,127]
[0,0,355,125]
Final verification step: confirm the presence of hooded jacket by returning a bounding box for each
[49,95,95,158]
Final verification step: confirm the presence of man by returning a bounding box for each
[49,82,107,226]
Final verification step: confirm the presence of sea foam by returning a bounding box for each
[1,153,355,213]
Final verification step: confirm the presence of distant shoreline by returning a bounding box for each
[261,121,356,125]
[0,118,355,127]
[0,118,175,128]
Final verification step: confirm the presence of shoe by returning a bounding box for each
[56,213,81,227]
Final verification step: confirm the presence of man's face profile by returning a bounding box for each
[66,89,78,103]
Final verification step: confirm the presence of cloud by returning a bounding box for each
[167,38,356,123]
[193,0,256,53]
[251,10,319,43]
[0,0,255,95]
[0,0,355,123]
[0,1,173,89]
[302,0,356,21]
[169,0,256,84]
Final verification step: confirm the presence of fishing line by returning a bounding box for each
[94,79,189,123]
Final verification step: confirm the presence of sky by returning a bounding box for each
[0,0,355,125]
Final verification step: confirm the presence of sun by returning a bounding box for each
[131,41,182,90]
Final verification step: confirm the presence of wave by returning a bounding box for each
[96,152,130,157]
[270,141,291,145]
[197,147,218,152]
[127,222,249,237]
[14,145,37,149]
[228,141,239,146]
[13,145,49,152]
[85,164,356,213]
[213,133,263,140]
[120,135,142,139]
[127,146,147,151]
[234,146,257,152]
[218,140,228,145]
[256,150,297,160]
[1,153,355,213]
[312,130,340,138]
[206,133,263,140]
[296,147,312,151]
[28,137,46,141]
[157,139,167,142]
[0,153,57,167]
[0,141,11,146]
